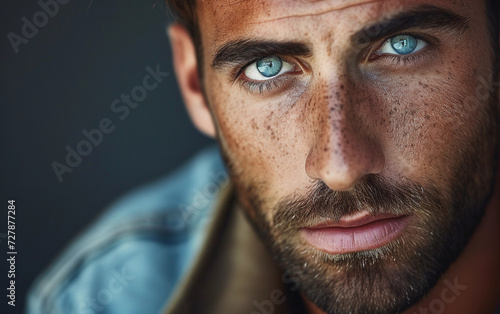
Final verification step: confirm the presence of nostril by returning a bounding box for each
[305,137,385,192]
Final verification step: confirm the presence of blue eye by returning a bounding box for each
[390,35,418,54]
[244,56,294,81]
[257,56,283,77]
[377,34,427,56]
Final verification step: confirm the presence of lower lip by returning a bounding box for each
[301,216,410,254]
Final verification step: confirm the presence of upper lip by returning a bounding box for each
[304,212,406,229]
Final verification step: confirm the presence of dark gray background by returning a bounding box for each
[0,1,213,312]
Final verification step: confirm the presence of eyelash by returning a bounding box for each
[233,56,302,94]
[239,74,295,94]
[367,33,434,66]
[236,33,435,95]
[378,52,430,67]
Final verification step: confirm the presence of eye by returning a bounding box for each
[376,34,427,56]
[244,56,294,81]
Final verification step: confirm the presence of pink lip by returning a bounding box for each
[301,213,410,254]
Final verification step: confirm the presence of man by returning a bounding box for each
[28,0,499,313]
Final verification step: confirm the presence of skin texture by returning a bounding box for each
[169,0,500,313]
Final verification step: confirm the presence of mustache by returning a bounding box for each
[273,174,442,230]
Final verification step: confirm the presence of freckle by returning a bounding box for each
[340,84,344,90]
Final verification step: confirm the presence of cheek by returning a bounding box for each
[375,64,489,187]
[207,76,312,195]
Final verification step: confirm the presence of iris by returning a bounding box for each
[256,56,283,78]
[390,35,418,55]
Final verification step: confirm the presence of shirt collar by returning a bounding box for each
[163,181,305,314]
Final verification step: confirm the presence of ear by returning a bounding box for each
[168,23,216,138]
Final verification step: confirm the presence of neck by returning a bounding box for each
[304,164,500,314]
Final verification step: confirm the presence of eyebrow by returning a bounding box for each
[211,5,470,70]
[351,5,470,45]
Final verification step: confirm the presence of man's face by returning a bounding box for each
[196,0,498,312]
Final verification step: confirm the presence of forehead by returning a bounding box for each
[197,0,477,50]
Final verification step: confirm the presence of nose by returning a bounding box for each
[305,80,385,191]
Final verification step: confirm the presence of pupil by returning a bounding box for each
[257,56,283,78]
[391,35,417,55]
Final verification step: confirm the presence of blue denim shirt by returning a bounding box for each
[26,147,228,314]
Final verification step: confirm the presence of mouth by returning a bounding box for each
[300,212,411,254]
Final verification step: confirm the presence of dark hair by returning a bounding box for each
[166,0,203,77]
[166,0,197,38]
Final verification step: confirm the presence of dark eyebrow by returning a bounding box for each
[352,5,470,46]
[211,40,311,70]
[211,5,469,70]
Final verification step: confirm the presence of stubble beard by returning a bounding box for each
[215,86,498,314]
[239,155,496,314]
[221,149,496,312]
